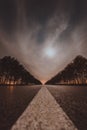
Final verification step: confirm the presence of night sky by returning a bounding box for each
[0,0,87,82]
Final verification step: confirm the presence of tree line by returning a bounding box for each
[46,55,87,85]
[0,56,41,85]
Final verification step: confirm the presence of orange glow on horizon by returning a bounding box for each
[6,81,15,85]
[41,80,46,85]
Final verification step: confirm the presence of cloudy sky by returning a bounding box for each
[0,0,87,82]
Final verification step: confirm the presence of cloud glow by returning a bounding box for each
[44,47,57,58]
[0,0,87,82]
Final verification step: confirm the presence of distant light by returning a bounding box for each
[41,80,46,85]
[44,47,56,58]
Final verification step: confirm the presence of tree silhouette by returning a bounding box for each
[0,56,41,85]
[46,55,87,85]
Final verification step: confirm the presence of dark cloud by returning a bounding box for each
[0,0,17,33]
[0,0,87,33]
[26,0,58,24]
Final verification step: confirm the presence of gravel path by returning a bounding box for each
[11,86,78,130]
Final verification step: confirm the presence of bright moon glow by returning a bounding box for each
[44,47,56,58]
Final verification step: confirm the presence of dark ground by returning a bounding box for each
[0,85,87,130]
[0,85,41,130]
[47,85,87,130]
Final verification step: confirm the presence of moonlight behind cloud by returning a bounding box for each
[0,0,87,82]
